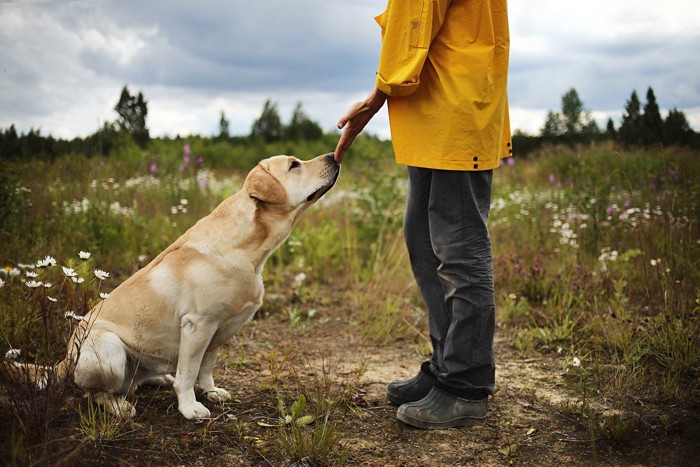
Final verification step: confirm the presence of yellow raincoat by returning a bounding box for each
[375,0,512,170]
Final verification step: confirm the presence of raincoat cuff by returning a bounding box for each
[375,74,419,97]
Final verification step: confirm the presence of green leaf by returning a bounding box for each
[295,415,316,427]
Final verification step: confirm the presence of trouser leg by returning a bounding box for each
[404,167,495,396]
[404,167,451,370]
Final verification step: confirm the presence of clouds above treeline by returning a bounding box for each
[1,0,698,139]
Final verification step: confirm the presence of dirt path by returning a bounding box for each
[207,309,699,466]
[6,299,697,466]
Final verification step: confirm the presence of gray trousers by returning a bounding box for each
[404,166,496,396]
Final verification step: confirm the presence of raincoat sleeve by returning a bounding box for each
[375,0,452,97]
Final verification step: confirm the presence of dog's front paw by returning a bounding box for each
[204,387,231,403]
[179,401,211,420]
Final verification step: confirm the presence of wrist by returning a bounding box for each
[369,87,388,109]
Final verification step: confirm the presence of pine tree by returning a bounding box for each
[664,108,691,146]
[285,102,323,141]
[605,118,616,139]
[561,88,585,138]
[618,90,643,147]
[114,86,149,148]
[641,87,664,146]
[541,111,564,141]
[251,100,283,142]
[218,111,230,140]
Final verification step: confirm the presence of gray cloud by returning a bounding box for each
[1,0,698,138]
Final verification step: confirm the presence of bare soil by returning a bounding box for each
[3,289,699,466]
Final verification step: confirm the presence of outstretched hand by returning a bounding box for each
[334,87,387,164]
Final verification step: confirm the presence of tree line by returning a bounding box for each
[0,87,325,161]
[514,87,698,155]
[1,85,697,161]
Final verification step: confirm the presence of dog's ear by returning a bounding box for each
[245,165,287,204]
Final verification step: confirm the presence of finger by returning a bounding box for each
[334,134,350,163]
[334,130,355,163]
[333,142,346,163]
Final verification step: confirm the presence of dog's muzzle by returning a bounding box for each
[306,153,340,202]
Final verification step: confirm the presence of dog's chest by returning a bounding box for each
[211,276,264,346]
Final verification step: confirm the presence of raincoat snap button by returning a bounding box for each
[473,156,478,161]
[473,164,479,169]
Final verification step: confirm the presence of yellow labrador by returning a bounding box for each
[53,153,339,419]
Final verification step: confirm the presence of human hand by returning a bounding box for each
[334,87,387,164]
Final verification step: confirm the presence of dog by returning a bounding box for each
[35,153,339,419]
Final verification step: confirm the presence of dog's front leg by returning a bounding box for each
[174,315,216,419]
[198,348,231,403]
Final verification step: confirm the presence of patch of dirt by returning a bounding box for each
[2,293,699,466]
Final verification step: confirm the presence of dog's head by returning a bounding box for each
[245,153,340,212]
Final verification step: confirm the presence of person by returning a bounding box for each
[334,0,511,429]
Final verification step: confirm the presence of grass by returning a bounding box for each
[1,138,698,463]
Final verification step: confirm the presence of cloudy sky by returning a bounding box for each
[1,0,698,140]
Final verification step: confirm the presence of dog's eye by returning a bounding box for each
[289,160,301,171]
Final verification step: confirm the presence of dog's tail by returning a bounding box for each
[3,358,71,390]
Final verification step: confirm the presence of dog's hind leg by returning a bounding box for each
[91,391,136,418]
[73,330,136,418]
[140,374,175,388]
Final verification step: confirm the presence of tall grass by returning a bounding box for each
[492,144,699,404]
[1,139,698,461]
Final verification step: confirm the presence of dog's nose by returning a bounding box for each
[323,152,337,166]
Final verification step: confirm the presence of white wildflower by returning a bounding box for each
[572,357,581,367]
[292,272,307,289]
[650,258,660,267]
[62,266,77,277]
[48,296,58,302]
[99,292,110,299]
[9,267,20,277]
[25,271,38,278]
[94,269,109,281]
[71,276,85,284]
[64,311,86,321]
[79,251,91,260]
[37,256,57,268]
[43,282,52,288]
[180,198,188,205]
[5,349,21,361]
[25,280,43,288]
[137,255,148,263]
[0,278,5,288]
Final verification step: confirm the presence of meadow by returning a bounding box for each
[0,137,698,465]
